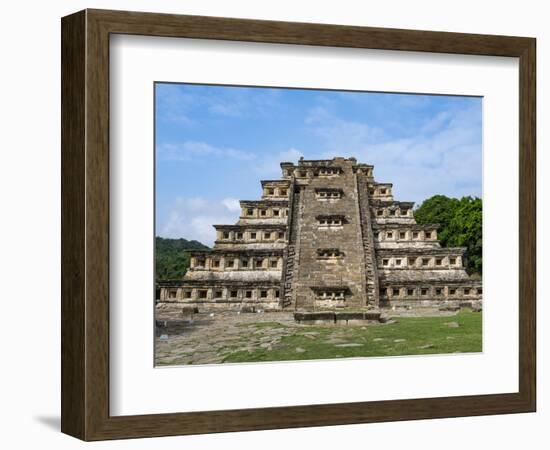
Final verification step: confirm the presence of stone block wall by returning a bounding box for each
[157,157,482,312]
[292,158,367,309]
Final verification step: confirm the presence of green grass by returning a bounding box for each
[223,310,482,363]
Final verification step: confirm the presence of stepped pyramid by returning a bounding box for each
[158,157,481,310]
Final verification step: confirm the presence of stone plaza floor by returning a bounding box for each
[155,309,301,366]
[154,305,471,366]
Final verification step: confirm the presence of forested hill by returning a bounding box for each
[155,237,209,280]
[414,195,482,276]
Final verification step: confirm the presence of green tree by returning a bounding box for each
[414,195,482,275]
[155,237,209,280]
[412,195,460,247]
[445,197,483,275]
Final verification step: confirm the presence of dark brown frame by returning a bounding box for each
[61,9,536,441]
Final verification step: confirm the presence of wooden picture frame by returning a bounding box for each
[61,9,536,441]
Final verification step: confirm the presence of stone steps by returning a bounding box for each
[281,186,301,307]
[356,173,380,307]
[294,310,383,324]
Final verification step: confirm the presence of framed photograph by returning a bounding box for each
[61,9,536,440]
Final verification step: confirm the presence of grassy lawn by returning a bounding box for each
[223,310,482,363]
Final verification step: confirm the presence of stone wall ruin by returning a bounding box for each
[158,157,482,311]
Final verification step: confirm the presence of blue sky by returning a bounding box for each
[155,83,482,246]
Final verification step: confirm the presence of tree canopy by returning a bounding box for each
[414,195,482,275]
[155,237,209,280]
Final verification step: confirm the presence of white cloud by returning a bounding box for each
[222,197,241,212]
[251,148,304,179]
[159,197,242,246]
[206,87,282,118]
[306,106,385,153]
[420,111,452,134]
[158,141,256,162]
[305,104,481,205]
[156,84,197,126]
[157,84,283,124]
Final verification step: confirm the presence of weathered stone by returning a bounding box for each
[295,310,383,325]
[295,312,334,322]
[335,312,381,321]
[439,306,460,312]
[445,321,460,328]
[156,157,482,314]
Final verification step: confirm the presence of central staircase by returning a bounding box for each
[356,173,380,307]
[281,182,301,308]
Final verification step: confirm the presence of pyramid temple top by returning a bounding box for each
[280,157,373,179]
